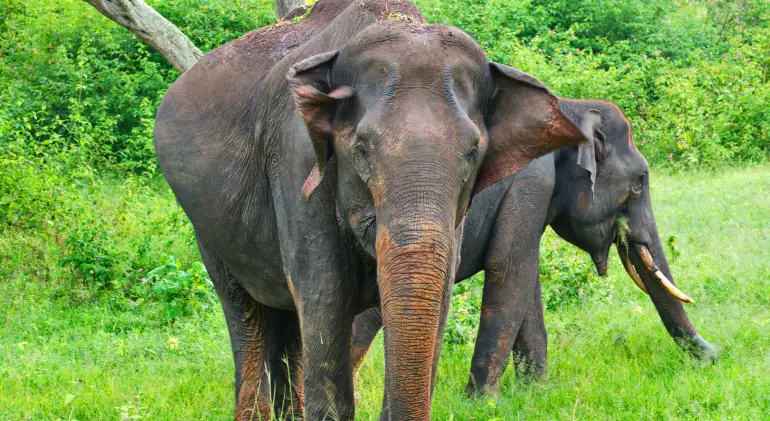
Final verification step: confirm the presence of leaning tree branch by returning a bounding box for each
[82,0,203,72]
[275,0,307,21]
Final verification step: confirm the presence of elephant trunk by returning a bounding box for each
[375,188,458,420]
[618,192,717,361]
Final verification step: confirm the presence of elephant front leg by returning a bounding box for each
[466,213,542,397]
[351,307,384,377]
[297,302,356,421]
[465,266,537,398]
[511,275,547,381]
[351,307,383,407]
[288,255,358,421]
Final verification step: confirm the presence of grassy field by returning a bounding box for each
[2,166,769,420]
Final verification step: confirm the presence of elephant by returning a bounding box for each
[349,98,718,401]
[153,0,592,419]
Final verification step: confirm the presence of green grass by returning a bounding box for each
[2,166,769,420]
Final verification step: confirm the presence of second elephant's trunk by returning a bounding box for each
[617,231,717,361]
[617,185,717,361]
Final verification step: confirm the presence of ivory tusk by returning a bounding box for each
[654,270,694,304]
[621,253,648,294]
[635,244,694,304]
[637,245,656,272]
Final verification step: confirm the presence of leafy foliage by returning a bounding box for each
[145,256,217,320]
[445,274,484,346]
[415,0,770,166]
[539,229,604,311]
[1,0,767,322]
[0,0,274,174]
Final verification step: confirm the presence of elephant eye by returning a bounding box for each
[631,173,646,195]
[354,141,369,159]
[467,146,480,164]
[350,139,372,182]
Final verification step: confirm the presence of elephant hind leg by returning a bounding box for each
[234,307,303,421]
[198,241,289,420]
[266,312,304,420]
[233,309,271,421]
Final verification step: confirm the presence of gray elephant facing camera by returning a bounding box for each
[153,0,593,419]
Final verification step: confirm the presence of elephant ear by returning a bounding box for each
[574,107,606,195]
[473,63,590,196]
[287,51,354,199]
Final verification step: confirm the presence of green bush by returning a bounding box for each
[151,0,275,52]
[539,229,601,311]
[0,0,270,318]
[144,256,217,321]
[415,0,770,167]
[60,212,122,291]
[0,158,210,321]
[0,0,273,174]
[445,273,484,346]
[2,0,768,322]
[1,1,171,173]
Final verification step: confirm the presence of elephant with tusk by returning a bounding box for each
[351,98,716,401]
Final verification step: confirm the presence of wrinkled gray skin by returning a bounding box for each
[351,99,717,404]
[153,0,590,419]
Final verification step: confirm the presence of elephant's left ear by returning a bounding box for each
[287,51,354,199]
[473,63,589,196]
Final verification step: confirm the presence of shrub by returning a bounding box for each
[539,229,600,311]
[143,256,217,321]
[445,273,484,346]
[2,0,768,323]
[414,0,770,167]
[0,0,274,173]
[60,212,122,291]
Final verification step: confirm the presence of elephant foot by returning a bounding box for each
[679,334,719,363]
[464,379,483,399]
[464,378,501,400]
[513,357,547,383]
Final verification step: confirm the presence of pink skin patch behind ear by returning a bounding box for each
[294,86,353,200]
[301,164,322,200]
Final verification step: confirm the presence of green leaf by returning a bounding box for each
[64,393,76,406]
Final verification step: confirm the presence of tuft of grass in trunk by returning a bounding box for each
[616,215,631,249]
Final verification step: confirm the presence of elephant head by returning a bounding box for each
[287,23,591,419]
[549,99,717,361]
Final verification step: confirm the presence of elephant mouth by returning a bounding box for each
[592,254,608,276]
[590,230,614,277]
[616,241,694,304]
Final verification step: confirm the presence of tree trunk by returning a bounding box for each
[81,0,203,72]
[275,0,306,20]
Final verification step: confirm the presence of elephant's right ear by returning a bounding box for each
[287,51,354,199]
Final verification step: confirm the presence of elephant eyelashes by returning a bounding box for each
[462,146,480,183]
[467,146,480,164]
